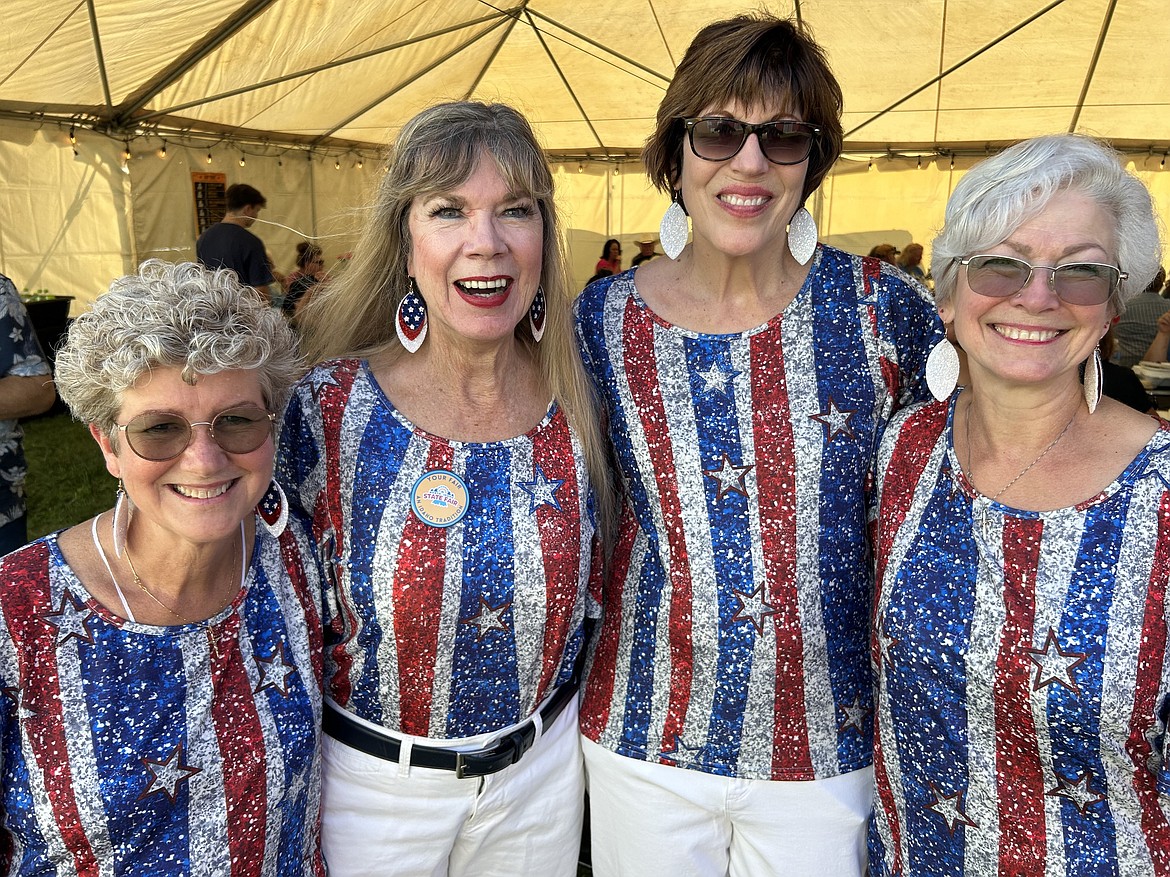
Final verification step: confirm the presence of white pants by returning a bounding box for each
[582,737,871,877]
[321,701,583,876]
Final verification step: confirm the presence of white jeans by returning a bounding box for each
[321,701,583,876]
[582,737,871,877]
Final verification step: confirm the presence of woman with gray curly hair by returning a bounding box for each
[870,134,1170,874]
[0,259,325,874]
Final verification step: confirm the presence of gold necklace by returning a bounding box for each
[122,527,243,662]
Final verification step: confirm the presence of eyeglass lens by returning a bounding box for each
[964,255,1118,306]
[123,407,273,461]
[688,118,816,165]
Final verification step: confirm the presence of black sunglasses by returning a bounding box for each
[683,117,820,166]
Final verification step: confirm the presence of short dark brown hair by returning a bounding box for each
[226,183,266,211]
[642,14,843,203]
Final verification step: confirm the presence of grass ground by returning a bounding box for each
[23,412,116,538]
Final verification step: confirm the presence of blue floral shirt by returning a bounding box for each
[0,276,51,529]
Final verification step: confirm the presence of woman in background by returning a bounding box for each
[595,238,622,276]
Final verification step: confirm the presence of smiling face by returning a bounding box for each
[93,367,274,550]
[406,154,544,351]
[943,188,1116,391]
[677,98,810,261]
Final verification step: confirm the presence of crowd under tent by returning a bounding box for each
[4,0,1170,312]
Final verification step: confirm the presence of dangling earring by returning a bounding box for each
[112,481,131,558]
[659,190,689,260]
[787,206,818,265]
[258,480,289,536]
[925,337,961,401]
[396,279,427,353]
[529,286,546,343]
[1084,347,1103,414]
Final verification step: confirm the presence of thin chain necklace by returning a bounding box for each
[122,524,244,662]
[965,399,1077,504]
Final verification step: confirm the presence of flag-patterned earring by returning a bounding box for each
[529,286,546,343]
[396,280,427,353]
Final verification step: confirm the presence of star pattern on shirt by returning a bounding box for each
[42,590,96,646]
[838,696,870,735]
[924,784,978,834]
[810,396,857,442]
[876,623,900,667]
[703,453,753,501]
[661,735,706,770]
[695,361,741,398]
[139,743,202,803]
[283,767,309,807]
[1023,628,1086,694]
[461,597,512,641]
[1046,771,1106,815]
[518,465,564,513]
[254,642,297,696]
[730,585,776,635]
[1,684,36,719]
[308,367,343,404]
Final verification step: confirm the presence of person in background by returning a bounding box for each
[280,101,607,877]
[870,134,1170,875]
[574,13,942,876]
[196,182,276,302]
[630,237,660,266]
[595,238,622,275]
[0,274,55,555]
[1112,265,1168,365]
[897,242,927,282]
[2,259,324,874]
[869,242,900,264]
[1097,324,1155,413]
[283,240,326,320]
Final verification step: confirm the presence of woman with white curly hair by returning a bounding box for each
[870,134,1170,874]
[0,259,325,874]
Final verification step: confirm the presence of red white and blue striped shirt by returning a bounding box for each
[0,505,324,876]
[574,246,942,780]
[870,396,1170,875]
[276,360,599,737]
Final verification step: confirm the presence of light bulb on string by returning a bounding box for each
[335,158,341,170]
[916,156,921,169]
[157,141,167,159]
[1162,153,1167,169]
[356,157,364,169]
[239,154,246,167]
[68,126,76,145]
[206,151,213,164]
[122,143,132,163]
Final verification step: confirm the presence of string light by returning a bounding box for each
[122,143,132,162]
[206,151,213,164]
[335,158,341,170]
[157,141,167,159]
[577,162,584,173]
[916,156,921,169]
[68,126,76,145]
[239,154,246,167]
[1162,153,1167,169]
[356,157,364,169]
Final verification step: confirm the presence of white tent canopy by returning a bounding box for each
[4,0,1170,309]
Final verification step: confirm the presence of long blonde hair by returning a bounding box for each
[299,101,611,531]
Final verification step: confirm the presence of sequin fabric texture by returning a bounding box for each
[573,248,943,781]
[276,359,599,738]
[0,507,325,875]
[870,397,1170,875]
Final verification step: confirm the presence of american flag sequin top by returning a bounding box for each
[870,396,1170,875]
[574,246,942,781]
[276,359,600,738]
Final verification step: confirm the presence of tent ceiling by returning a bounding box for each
[6,0,1170,159]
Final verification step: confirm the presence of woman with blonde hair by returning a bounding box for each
[282,101,606,876]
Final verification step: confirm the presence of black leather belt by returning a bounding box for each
[324,681,578,779]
